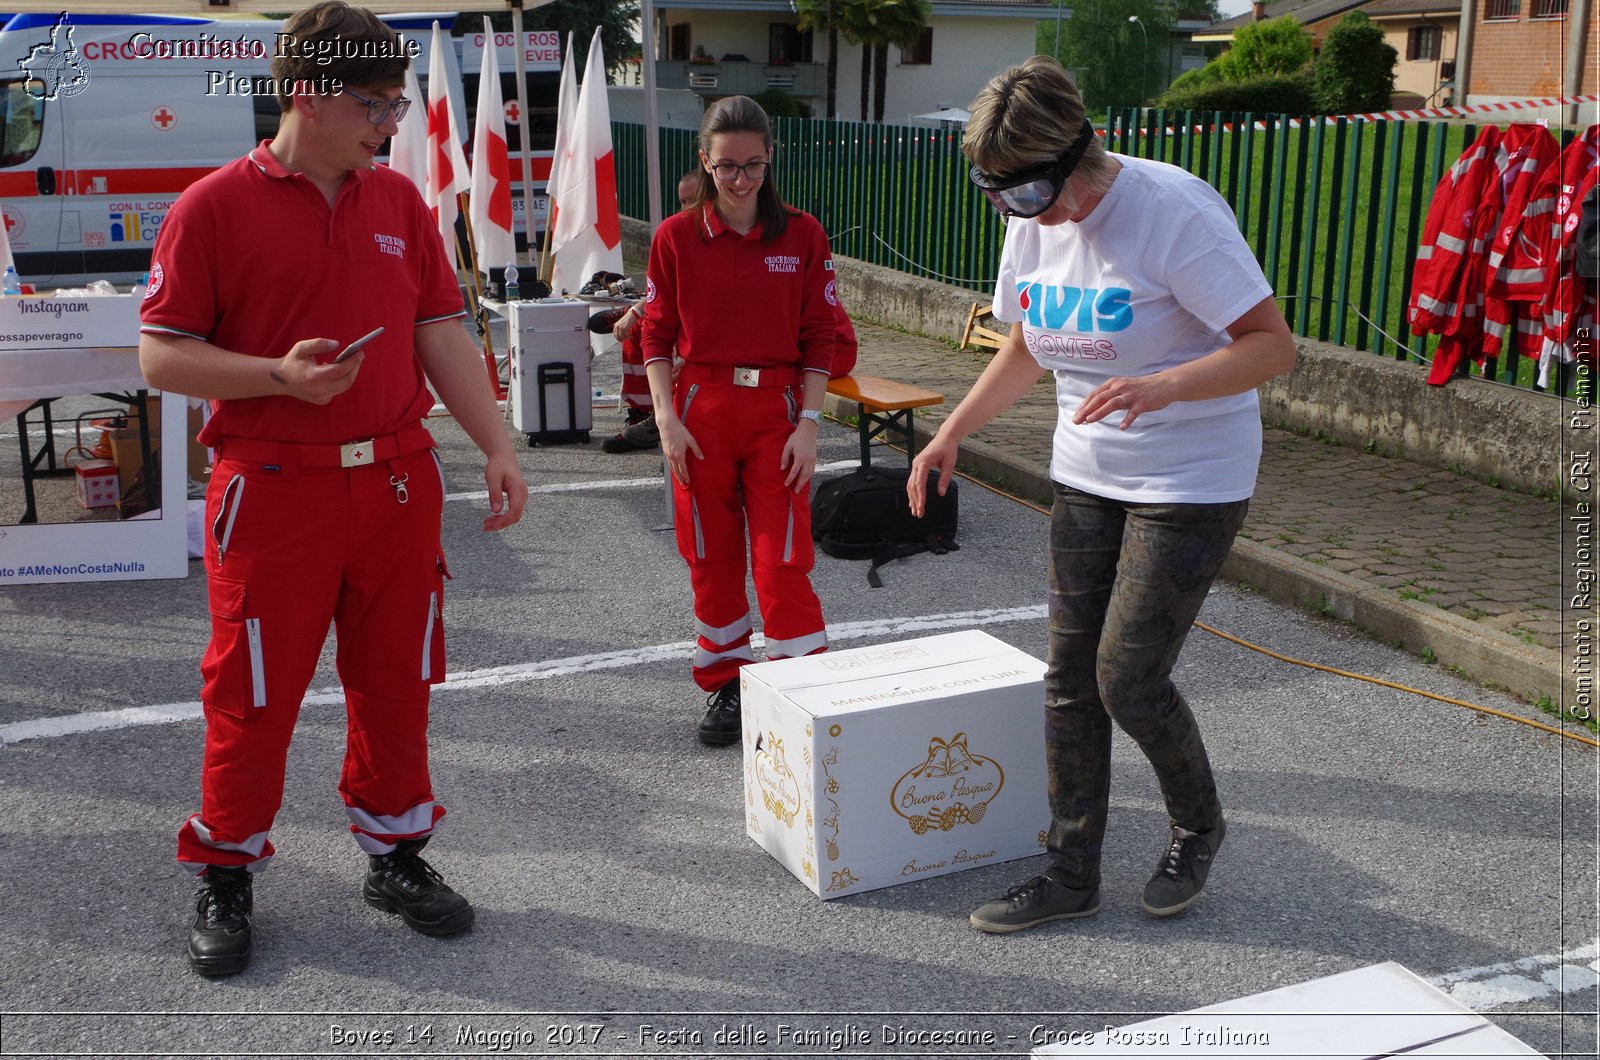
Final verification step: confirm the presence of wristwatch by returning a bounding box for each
[799,409,822,423]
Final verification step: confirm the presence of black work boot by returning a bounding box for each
[187,865,253,977]
[697,680,741,746]
[362,838,475,937]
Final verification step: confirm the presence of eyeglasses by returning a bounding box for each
[342,88,411,125]
[708,160,770,182]
[968,123,1094,218]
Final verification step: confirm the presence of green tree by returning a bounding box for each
[1037,0,1179,112]
[795,0,844,118]
[1216,15,1312,82]
[1311,11,1397,113]
[499,0,641,80]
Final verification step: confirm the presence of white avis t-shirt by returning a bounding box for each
[994,154,1273,503]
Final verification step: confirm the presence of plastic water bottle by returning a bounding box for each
[504,262,520,302]
[3,266,21,296]
[131,272,149,299]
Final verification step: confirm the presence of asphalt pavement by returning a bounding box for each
[0,326,1594,1058]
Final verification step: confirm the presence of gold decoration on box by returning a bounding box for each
[1037,830,1049,846]
[820,746,843,859]
[829,723,842,737]
[826,867,861,892]
[802,857,816,881]
[754,732,801,828]
[890,732,1005,836]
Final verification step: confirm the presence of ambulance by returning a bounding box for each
[0,11,559,284]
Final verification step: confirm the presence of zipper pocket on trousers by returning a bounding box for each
[245,617,266,708]
[421,590,438,682]
[211,474,246,567]
[679,383,700,423]
[691,498,706,560]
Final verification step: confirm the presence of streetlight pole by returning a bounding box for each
[1127,14,1147,105]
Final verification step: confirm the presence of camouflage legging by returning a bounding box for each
[1043,483,1248,889]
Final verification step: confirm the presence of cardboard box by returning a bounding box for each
[107,402,206,515]
[73,459,119,509]
[1031,961,1545,1057]
[0,293,140,350]
[741,630,1050,899]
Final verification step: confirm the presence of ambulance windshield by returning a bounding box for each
[0,79,42,169]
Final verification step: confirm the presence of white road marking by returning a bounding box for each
[0,605,1045,746]
[444,459,862,503]
[1427,939,1600,1009]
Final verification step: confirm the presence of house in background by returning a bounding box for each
[644,0,1051,123]
[1362,0,1460,106]
[1192,0,1594,120]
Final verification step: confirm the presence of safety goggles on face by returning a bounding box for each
[969,122,1094,218]
[342,87,411,125]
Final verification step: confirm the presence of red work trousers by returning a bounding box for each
[176,441,450,873]
[673,377,828,692]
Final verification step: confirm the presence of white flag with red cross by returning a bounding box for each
[425,20,472,264]
[386,63,428,197]
[468,16,515,279]
[550,27,622,295]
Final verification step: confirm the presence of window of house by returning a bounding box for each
[668,22,691,61]
[1406,24,1440,61]
[1484,0,1520,19]
[899,27,933,66]
[1531,0,1568,18]
[769,22,802,63]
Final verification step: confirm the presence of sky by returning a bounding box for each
[1215,0,1255,16]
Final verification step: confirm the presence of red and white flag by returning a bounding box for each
[426,20,472,264]
[386,62,427,197]
[544,31,578,249]
[468,16,514,279]
[550,27,622,295]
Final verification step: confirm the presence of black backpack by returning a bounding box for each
[810,467,958,587]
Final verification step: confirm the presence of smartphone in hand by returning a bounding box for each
[333,326,384,364]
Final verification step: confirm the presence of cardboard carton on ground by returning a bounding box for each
[0,293,140,350]
[741,630,1050,899]
[1031,961,1545,1057]
[73,459,119,509]
[107,403,206,516]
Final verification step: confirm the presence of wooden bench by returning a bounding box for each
[959,301,1008,351]
[826,373,944,467]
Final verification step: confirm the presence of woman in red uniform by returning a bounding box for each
[641,95,838,745]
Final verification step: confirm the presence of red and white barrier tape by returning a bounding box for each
[1101,93,1599,138]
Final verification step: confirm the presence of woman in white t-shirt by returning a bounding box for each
[909,55,1296,933]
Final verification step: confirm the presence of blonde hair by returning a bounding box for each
[964,56,1113,204]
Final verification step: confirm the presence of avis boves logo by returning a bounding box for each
[20,14,90,101]
[1017,282,1132,332]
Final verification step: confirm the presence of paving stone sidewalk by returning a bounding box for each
[841,321,1567,697]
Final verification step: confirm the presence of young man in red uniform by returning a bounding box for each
[138,1,528,977]
[643,96,837,745]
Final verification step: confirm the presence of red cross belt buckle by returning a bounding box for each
[340,440,375,467]
[733,367,761,387]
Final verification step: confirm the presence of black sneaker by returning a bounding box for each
[1141,819,1225,917]
[187,865,253,977]
[697,680,741,746]
[601,413,659,454]
[362,839,475,937]
[968,871,1101,934]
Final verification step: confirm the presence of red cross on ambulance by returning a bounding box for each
[152,106,176,130]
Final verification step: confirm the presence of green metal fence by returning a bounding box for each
[612,111,1582,398]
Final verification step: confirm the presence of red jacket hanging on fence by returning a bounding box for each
[1482,124,1563,361]
[1538,126,1600,387]
[1410,128,1505,384]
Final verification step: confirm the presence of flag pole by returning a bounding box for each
[457,194,505,399]
[510,0,535,273]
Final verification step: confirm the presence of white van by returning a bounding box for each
[0,11,558,284]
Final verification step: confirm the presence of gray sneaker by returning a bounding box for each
[969,872,1101,934]
[1141,819,1225,917]
[601,413,660,453]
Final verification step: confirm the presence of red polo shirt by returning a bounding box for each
[641,203,837,376]
[140,142,465,446]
